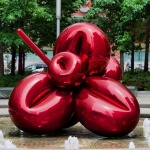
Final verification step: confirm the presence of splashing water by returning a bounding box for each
[65,136,79,150]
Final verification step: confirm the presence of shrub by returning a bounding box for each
[0,72,32,87]
[1,71,150,91]
[122,70,150,91]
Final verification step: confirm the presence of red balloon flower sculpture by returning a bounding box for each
[9,22,140,137]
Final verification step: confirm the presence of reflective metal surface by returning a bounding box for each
[48,52,85,88]
[17,29,50,66]
[9,73,73,134]
[103,56,122,82]
[75,76,140,137]
[9,22,140,137]
[54,22,110,76]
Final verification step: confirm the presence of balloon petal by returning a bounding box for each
[103,56,122,82]
[9,73,73,134]
[75,76,140,137]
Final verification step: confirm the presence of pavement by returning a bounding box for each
[0,116,149,149]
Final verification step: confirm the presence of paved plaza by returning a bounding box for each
[0,117,149,149]
[0,91,150,149]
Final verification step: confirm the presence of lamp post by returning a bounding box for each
[56,0,61,38]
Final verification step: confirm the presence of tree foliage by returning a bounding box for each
[85,0,150,72]
[0,0,84,76]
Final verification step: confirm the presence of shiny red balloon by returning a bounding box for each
[9,73,73,134]
[54,22,110,76]
[8,22,140,137]
[103,56,122,82]
[75,76,140,137]
[48,52,85,89]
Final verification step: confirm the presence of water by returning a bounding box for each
[0,117,150,149]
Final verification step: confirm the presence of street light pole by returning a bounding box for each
[56,0,61,38]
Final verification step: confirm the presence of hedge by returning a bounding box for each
[0,71,150,91]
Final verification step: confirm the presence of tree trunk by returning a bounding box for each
[18,45,24,75]
[120,51,124,74]
[131,28,135,71]
[144,16,150,72]
[131,47,134,71]
[22,50,25,74]
[11,45,16,76]
[0,44,4,76]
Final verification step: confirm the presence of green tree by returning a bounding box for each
[35,0,85,46]
[0,44,4,76]
[85,0,149,72]
[84,0,131,71]
[0,0,9,76]
[0,0,53,76]
[121,0,150,71]
[0,0,84,76]
[143,1,150,72]
[121,0,148,71]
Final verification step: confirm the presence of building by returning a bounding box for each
[72,0,92,17]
